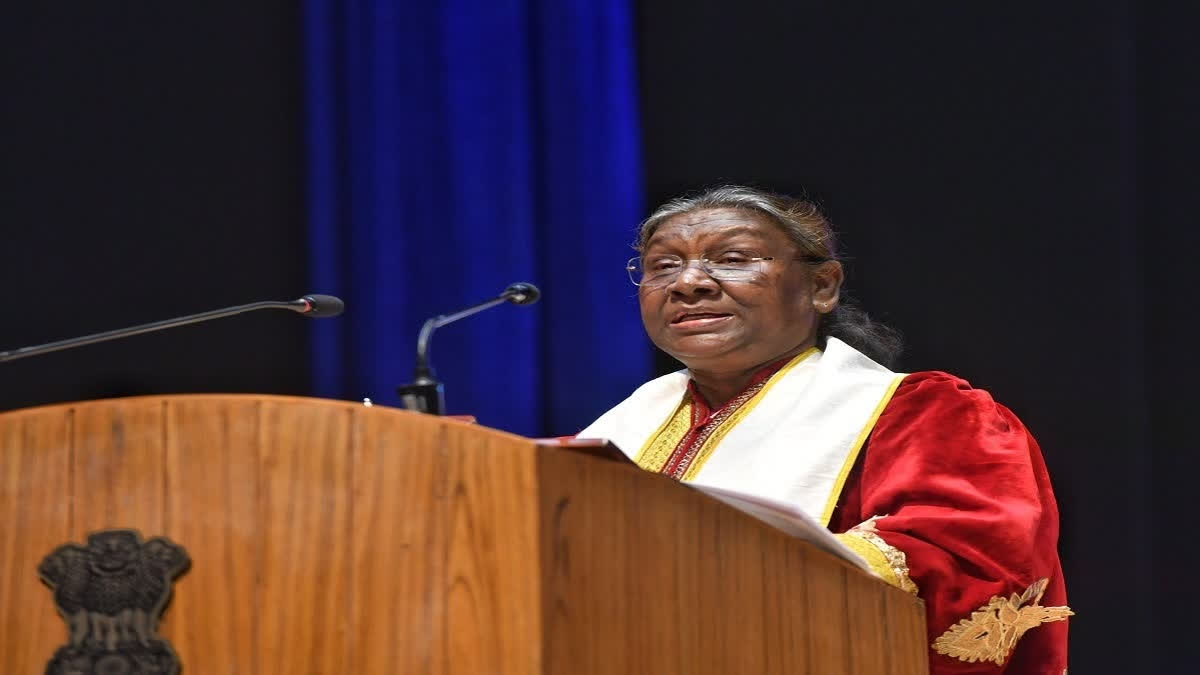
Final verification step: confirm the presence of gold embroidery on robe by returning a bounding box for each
[835,515,918,594]
[933,578,1073,665]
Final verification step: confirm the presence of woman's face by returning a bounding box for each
[637,207,842,374]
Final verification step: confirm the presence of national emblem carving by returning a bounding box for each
[38,529,190,675]
[933,577,1073,666]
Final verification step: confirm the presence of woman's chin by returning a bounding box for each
[664,337,741,366]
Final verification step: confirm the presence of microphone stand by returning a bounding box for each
[0,296,343,364]
[398,283,539,415]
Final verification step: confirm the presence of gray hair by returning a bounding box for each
[635,185,903,368]
[635,185,836,260]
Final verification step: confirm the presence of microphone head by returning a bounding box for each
[298,294,345,317]
[502,282,540,306]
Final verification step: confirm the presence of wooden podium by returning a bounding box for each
[0,395,928,674]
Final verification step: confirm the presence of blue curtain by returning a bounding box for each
[303,0,650,436]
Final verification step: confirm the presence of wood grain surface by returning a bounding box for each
[0,405,72,672]
[0,395,927,674]
[164,398,260,674]
[72,398,165,537]
[534,447,929,674]
[258,399,352,674]
[350,409,544,674]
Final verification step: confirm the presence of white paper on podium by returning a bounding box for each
[690,483,875,576]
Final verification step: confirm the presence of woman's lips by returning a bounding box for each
[670,313,733,330]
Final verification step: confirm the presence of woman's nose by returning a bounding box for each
[669,261,719,294]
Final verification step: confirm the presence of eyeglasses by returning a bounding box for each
[626,252,825,287]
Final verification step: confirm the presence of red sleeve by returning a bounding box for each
[830,372,1070,674]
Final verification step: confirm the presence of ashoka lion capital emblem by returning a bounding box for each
[39,529,190,675]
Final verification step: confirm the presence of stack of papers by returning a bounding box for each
[691,483,873,576]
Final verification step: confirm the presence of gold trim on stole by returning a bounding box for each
[679,347,819,481]
[632,396,693,472]
[817,373,906,526]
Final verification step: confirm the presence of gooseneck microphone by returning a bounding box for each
[0,294,345,364]
[398,282,540,415]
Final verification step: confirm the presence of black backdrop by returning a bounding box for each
[0,4,308,409]
[2,3,1195,672]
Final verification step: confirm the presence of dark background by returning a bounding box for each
[2,3,1194,671]
[0,4,308,407]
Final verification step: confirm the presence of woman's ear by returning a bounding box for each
[811,260,844,314]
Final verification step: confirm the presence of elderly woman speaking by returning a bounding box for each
[580,186,1070,674]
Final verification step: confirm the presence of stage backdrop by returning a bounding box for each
[303,0,649,436]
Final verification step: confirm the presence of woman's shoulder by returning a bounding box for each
[878,370,1025,438]
[857,370,1043,489]
[891,370,1001,406]
[896,369,977,390]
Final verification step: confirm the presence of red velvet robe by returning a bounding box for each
[829,371,1069,674]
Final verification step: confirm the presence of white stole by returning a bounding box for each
[578,338,905,525]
